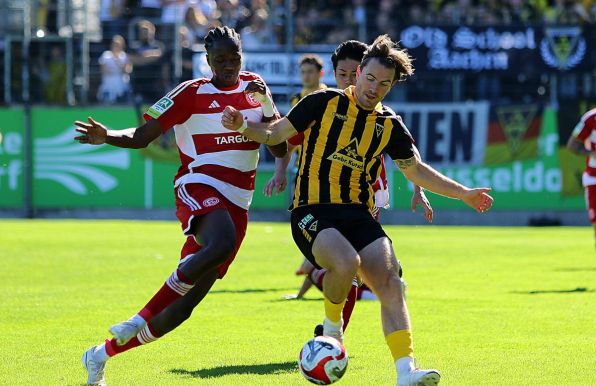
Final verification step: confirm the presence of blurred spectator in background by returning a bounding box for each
[100,0,126,38]
[178,26,195,81]
[219,0,250,31]
[196,0,218,20]
[129,19,167,103]
[137,0,162,18]
[553,0,591,24]
[184,5,212,44]
[162,0,194,24]
[44,45,67,104]
[97,35,132,104]
[240,8,275,49]
[292,54,327,106]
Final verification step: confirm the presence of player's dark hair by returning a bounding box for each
[299,54,324,71]
[361,35,413,82]
[204,26,241,52]
[331,40,368,70]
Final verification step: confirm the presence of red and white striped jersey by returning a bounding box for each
[143,71,278,209]
[571,108,596,186]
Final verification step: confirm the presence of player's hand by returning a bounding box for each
[411,187,433,223]
[74,117,108,145]
[221,106,244,131]
[245,79,267,101]
[263,173,287,196]
[461,188,493,213]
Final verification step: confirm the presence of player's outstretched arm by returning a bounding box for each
[566,135,595,156]
[74,117,162,149]
[263,143,296,196]
[409,147,433,222]
[398,154,493,213]
[221,106,298,145]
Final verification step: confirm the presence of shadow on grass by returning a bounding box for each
[210,287,297,294]
[170,361,297,378]
[554,267,596,272]
[513,287,593,295]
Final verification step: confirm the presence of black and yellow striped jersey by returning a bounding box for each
[286,86,415,211]
[289,84,327,168]
[290,84,328,108]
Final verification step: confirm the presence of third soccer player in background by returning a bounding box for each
[567,107,596,244]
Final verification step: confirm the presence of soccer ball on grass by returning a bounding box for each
[298,336,348,384]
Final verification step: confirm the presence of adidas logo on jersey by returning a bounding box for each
[209,100,221,109]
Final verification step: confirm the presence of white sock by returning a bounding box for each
[396,356,415,375]
[129,314,146,327]
[93,344,109,362]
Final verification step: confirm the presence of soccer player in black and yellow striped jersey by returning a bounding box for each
[222,34,493,386]
[292,54,328,107]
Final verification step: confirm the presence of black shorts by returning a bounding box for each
[290,204,388,269]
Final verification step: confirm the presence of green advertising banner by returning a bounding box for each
[0,108,25,208]
[32,107,147,208]
[0,105,586,212]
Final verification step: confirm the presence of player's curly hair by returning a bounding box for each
[204,26,241,52]
[331,40,368,70]
[362,35,414,82]
[299,54,324,71]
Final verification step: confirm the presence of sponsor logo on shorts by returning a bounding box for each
[203,197,220,207]
[298,213,314,230]
[302,228,312,242]
[308,220,318,232]
[146,97,174,118]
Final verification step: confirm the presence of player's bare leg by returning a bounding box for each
[311,228,360,342]
[83,210,237,384]
[82,270,218,385]
[358,237,440,386]
[149,269,219,335]
[108,209,236,345]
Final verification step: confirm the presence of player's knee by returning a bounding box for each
[334,253,360,277]
[171,302,195,323]
[371,269,402,299]
[205,236,236,265]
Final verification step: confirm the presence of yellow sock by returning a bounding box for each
[385,330,414,361]
[324,297,346,323]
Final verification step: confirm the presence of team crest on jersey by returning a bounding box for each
[245,92,260,107]
[375,122,384,137]
[203,197,220,207]
[146,97,174,118]
[327,138,364,170]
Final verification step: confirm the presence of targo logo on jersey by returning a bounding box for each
[146,97,174,118]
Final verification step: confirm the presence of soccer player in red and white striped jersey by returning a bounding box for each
[567,107,596,242]
[75,26,286,385]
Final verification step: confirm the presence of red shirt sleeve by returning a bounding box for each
[372,156,387,192]
[573,110,596,141]
[288,132,304,146]
[143,81,195,133]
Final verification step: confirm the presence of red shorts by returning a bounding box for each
[586,185,596,223]
[175,183,248,279]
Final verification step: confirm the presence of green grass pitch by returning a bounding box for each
[0,220,594,385]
